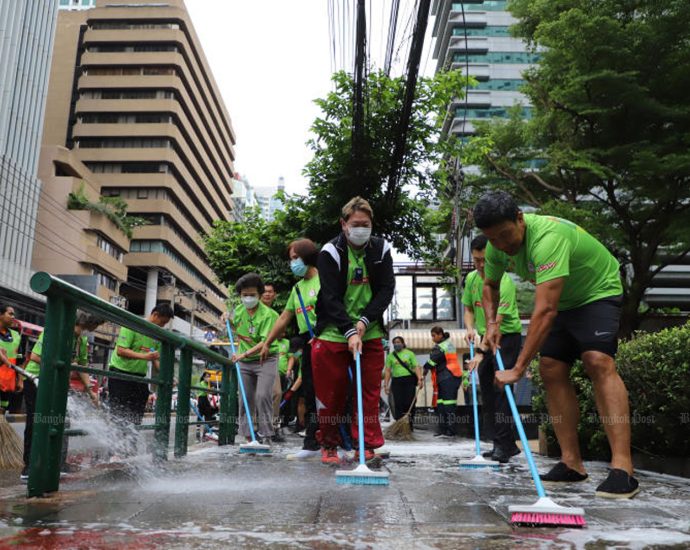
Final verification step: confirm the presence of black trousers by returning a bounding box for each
[197,395,217,422]
[477,333,522,451]
[299,336,319,451]
[107,368,149,455]
[391,375,417,426]
[23,379,68,470]
[437,375,461,435]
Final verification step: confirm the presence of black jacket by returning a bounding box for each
[314,232,395,339]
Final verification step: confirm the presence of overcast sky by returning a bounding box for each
[185,0,436,196]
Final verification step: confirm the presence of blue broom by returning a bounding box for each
[495,349,585,527]
[335,352,389,485]
[225,318,270,455]
[459,342,500,470]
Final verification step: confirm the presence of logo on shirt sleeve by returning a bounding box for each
[536,261,557,273]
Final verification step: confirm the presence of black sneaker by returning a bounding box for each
[491,446,521,464]
[482,448,496,459]
[433,431,445,438]
[595,468,640,499]
[540,462,589,482]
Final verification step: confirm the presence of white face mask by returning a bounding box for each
[347,226,371,246]
[241,295,259,309]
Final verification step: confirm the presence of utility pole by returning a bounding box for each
[351,0,367,186]
[385,0,431,201]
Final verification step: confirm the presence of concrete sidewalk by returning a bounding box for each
[0,430,689,548]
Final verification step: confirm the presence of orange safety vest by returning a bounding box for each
[438,339,462,378]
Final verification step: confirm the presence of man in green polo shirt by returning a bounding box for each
[463,234,523,463]
[108,303,173,445]
[473,190,638,499]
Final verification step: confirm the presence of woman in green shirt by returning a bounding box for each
[231,273,279,444]
[384,336,422,429]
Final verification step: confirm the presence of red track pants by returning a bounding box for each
[311,338,384,450]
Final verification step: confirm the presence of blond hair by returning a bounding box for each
[341,196,374,221]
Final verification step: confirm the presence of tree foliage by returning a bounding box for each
[463,0,690,333]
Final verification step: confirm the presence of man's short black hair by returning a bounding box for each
[152,303,174,319]
[0,303,12,315]
[263,283,275,291]
[473,191,520,229]
[470,234,488,252]
[235,273,265,295]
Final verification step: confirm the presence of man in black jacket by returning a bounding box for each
[312,197,395,465]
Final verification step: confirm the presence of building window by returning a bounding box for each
[90,22,181,31]
[96,235,124,262]
[452,26,511,37]
[453,52,541,64]
[92,268,118,291]
[412,276,457,321]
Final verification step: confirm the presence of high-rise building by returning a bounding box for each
[36,0,236,338]
[432,0,537,137]
[0,0,59,319]
[254,177,285,222]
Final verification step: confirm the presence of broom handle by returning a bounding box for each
[226,318,258,443]
[470,343,481,456]
[10,364,38,387]
[355,351,366,466]
[495,349,546,498]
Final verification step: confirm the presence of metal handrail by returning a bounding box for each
[27,272,238,498]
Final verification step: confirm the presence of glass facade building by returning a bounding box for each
[0,0,59,309]
[431,0,538,136]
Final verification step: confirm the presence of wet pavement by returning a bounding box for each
[0,429,689,549]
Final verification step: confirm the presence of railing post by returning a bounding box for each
[27,296,77,497]
[218,362,237,445]
[174,347,193,457]
[153,342,175,462]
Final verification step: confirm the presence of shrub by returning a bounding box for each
[532,322,690,459]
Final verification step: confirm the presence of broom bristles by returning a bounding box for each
[384,414,414,441]
[0,414,24,470]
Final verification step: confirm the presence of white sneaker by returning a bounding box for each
[286,449,321,461]
[297,430,306,437]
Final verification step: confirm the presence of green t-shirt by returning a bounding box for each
[277,339,290,375]
[462,270,522,335]
[385,348,418,378]
[26,332,89,376]
[485,214,623,311]
[232,302,279,361]
[108,326,160,375]
[285,275,320,335]
[319,246,385,343]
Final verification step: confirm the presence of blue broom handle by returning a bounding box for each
[226,318,257,442]
[495,349,546,498]
[470,343,481,456]
[295,286,315,339]
[355,351,366,466]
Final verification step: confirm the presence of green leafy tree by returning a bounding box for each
[203,198,304,307]
[463,0,690,334]
[302,68,470,258]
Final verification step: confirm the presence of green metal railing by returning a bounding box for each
[28,272,238,497]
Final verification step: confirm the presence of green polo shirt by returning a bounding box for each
[285,275,320,335]
[319,246,385,343]
[385,348,418,378]
[462,270,522,335]
[25,332,89,376]
[485,214,623,311]
[108,326,160,375]
[232,302,279,361]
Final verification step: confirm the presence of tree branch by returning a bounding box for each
[483,154,541,206]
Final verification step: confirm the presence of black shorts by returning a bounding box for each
[540,295,622,365]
